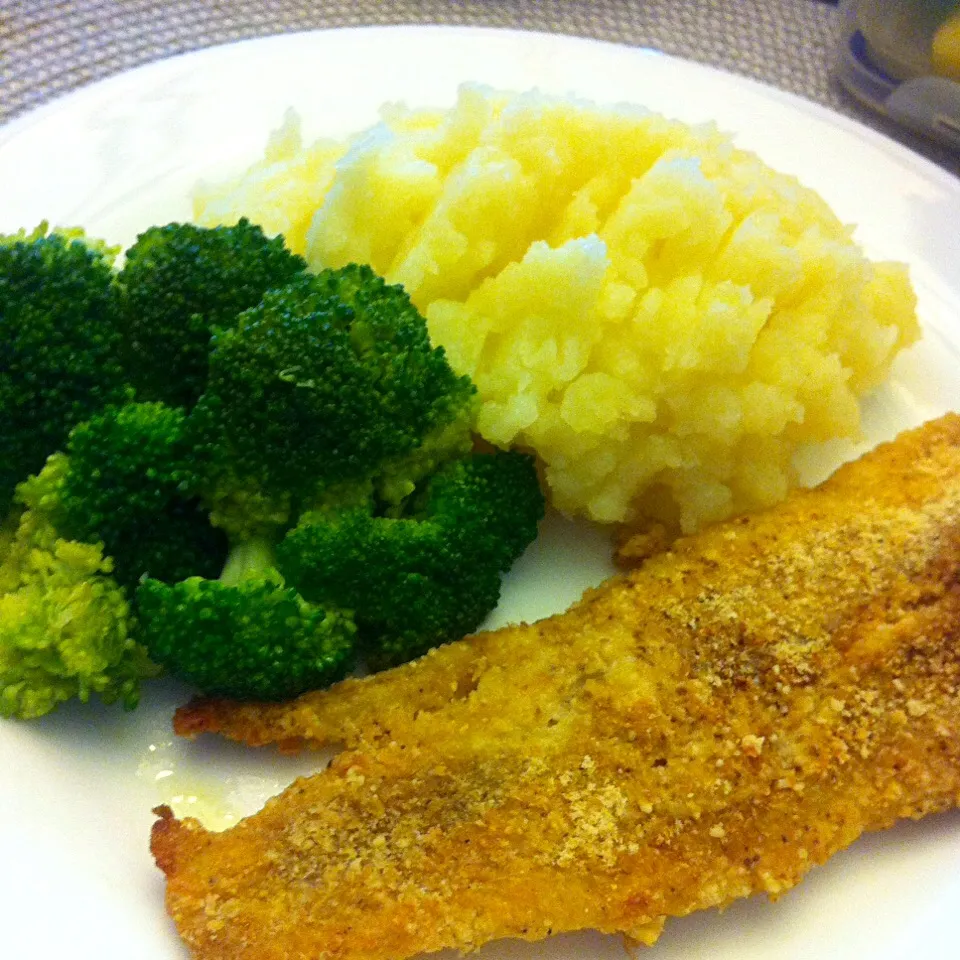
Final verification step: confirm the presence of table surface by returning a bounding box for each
[1,0,957,175]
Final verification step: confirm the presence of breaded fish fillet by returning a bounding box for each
[155,415,960,960]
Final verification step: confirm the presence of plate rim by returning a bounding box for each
[1,24,958,196]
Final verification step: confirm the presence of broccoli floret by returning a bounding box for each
[116,219,306,408]
[420,451,547,570]
[308,264,479,503]
[0,468,159,720]
[52,402,227,590]
[277,450,544,670]
[137,537,356,701]
[0,224,129,512]
[187,266,477,535]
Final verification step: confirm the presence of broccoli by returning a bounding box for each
[139,263,538,694]
[138,263,541,689]
[116,219,307,409]
[306,264,479,505]
[0,224,129,512]
[2,225,545,713]
[0,465,159,720]
[136,263,481,699]
[137,538,356,702]
[51,402,227,590]
[187,264,478,535]
[277,450,544,670]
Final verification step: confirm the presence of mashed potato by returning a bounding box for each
[194,86,919,531]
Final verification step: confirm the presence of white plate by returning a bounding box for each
[2,25,960,960]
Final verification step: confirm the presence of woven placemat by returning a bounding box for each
[0,0,956,172]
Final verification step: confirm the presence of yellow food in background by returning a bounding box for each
[933,9,960,81]
[194,86,919,532]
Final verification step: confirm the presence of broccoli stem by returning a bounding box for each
[219,536,277,587]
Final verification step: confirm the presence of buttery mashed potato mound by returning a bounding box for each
[195,86,919,531]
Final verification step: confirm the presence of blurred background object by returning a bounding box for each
[837,0,960,151]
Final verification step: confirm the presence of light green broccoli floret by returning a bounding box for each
[0,463,159,720]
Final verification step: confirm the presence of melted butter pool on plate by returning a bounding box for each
[136,728,333,831]
[137,738,238,829]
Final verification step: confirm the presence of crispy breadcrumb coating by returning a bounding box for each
[157,415,960,960]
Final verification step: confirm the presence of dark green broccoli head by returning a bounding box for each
[52,402,226,590]
[188,266,477,536]
[419,450,545,569]
[0,225,128,511]
[280,505,503,671]
[116,219,306,408]
[277,450,544,670]
[314,264,478,503]
[136,575,356,701]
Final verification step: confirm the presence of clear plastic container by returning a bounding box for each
[837,0,960,150]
